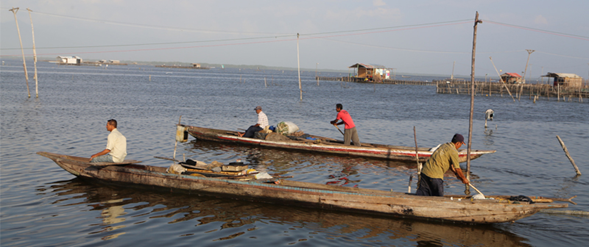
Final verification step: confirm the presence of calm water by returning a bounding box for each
[1,60,588,246]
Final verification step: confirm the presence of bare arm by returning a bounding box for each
[330,119,344,125]
[90,149,110,161]
[450,166,469,184]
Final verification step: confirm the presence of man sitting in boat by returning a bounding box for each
[90,119,127,163]
[415,134,469,196]
[238,106,268,138]
[330,103,360,146]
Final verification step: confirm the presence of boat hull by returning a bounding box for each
[183,125,495,163]
[38,152,566,224]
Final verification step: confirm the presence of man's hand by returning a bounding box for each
[451,166,469,184]
[330,120,336,125]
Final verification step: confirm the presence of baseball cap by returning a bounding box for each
[452,134,465,144]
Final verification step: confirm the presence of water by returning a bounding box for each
[1,60,588,246]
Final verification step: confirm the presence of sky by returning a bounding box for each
[1,0,588,79]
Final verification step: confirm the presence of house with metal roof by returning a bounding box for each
[57,56,82,65]
[542,72,583,87]
[500,72,522,84]
[348,63,389,81]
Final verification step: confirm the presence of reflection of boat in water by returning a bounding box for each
[38,151,567,224]
[182,125,495,163]
[44,178,533,246]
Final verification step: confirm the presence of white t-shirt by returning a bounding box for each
[257,111,269,129]
[106,128,127,162]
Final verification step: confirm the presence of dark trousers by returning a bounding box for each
[243,126,262,138]
[415,173,444,196]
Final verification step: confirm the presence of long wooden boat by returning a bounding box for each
[182,124,496,163]
[38,151,567,224]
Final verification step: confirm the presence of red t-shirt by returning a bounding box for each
[336,110,355,129]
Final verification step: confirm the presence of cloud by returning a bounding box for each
[373,0,386,7]
[534,15,548,24]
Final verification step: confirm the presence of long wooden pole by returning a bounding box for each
[556,135,581,175]
[466,12,482,194]
[413,126,421,191]
[489,57,515,101]
[27,8,39,98]
[9,7,31,98]
[297,33,302,101]
[520,49,535,101]
[172,116,182,164]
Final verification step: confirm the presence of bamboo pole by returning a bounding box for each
[297,33,302,101]
[173,116,182,164]
[489,57,515,101]
[466,12,482,194]
[556,135,581,175]
[27,8,39,98]
[264,77,267,87]
[520,49,535,101]
[9,7,31,98]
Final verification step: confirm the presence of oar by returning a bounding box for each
[469,183,484,198]
[333,124,344,136]
[155,156,181,162]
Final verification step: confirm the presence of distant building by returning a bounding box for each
[500,73,522,84]
[348,63,389,81]
[543,73,583,87]
[192,63,201,68]
[98,60,120,64]
[57,56,82,65]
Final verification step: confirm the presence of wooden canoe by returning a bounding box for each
[38,151,567,224]
[182,124,496,163]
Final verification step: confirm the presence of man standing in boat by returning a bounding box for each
[90,119,127,163]
[238,106,268,138]
[415,133,469,196]
[330,103,360,146]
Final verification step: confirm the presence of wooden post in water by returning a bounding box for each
[27,8,39,98]
[9,7,31,98]
[297,33,302,101]
[556,135,581,175]
[264,77,267,87]
[466,11,482,194]
[316,63,319,86]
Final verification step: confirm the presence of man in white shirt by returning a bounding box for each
[239,106,268,138]
[90,119,127,163]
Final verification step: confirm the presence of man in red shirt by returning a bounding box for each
[330,103,361,146]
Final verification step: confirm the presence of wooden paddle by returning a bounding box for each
[469,183,485,198]
[333,124,344,136]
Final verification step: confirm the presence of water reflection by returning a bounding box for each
[39,178,532,246]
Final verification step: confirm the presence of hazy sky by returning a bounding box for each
[1,0,588,78]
